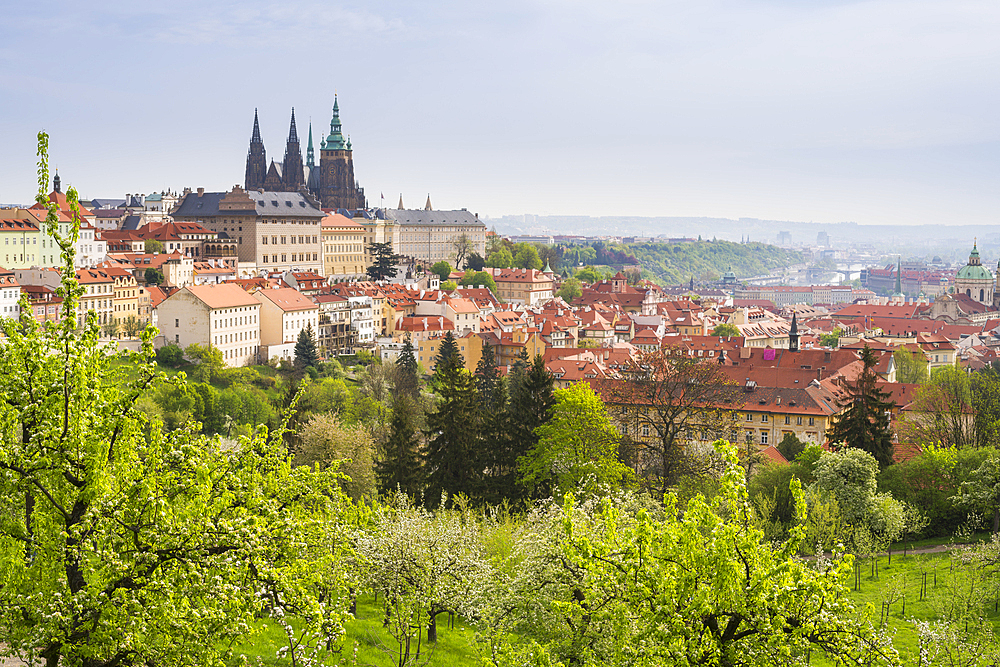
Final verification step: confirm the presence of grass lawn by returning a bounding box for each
[232,597,480,667]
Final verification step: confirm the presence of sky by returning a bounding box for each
[1,0,998,225]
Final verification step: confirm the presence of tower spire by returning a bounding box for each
[325,95,346,149]
[282,107,304,190]
[53,169,61,194]
[245,108,267,190]
[288,107,299,143]
[306,121,315,168]
[425,193,432,210]
[398,193,404,209]
[789,312,799,352]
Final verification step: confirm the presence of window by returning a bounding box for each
[262,236,268,244]
[761,414,768,423]
[796,416,802,426]
[808,417,815,426]
[760,430,768,445]
[784,415,790,425]
[745,413,753,421]
[175,319,179,328]
[641,425,650,437]
[281,236,286,244]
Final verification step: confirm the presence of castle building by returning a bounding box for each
[244,99,366,210]
[317,96,366,210]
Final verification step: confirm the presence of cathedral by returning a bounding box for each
[244,97,367,210]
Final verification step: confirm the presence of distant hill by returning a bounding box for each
[624,240,804,286]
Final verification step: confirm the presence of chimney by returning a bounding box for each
[197,188,204,196]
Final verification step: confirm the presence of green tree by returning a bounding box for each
[505,355,555,501]
[295,412,377,501]
[184,342,225,383]
[820,327,843,347]
[574,265,603,283]
[776,431,806,461]
[972,367,1000,447]
[459,269,497,293]
[101,318,118,339]
[486,247,514,268]
[377,394,425,497]
[479,443,899,667]
[144,267,164,285]
[898,364,976,449]
[155,342,185,367]
[295,322,319,369]
[366,240,400,281]
[521,381,631,497]
[431,260,453,282]
[556,277,582,302]
[466,252,486,271]
[955,452,1000,532]
[513,244,543,270]
[121,314,143,338]
[144,238,164,253]
[0,136,354,667]
[440,279,457,291]
[894,346,929,384]
[710,322,741,338]
[395,336,420,398]
[476,344,510,503]
[826,345,896,468]
[424,361,480,507]
[434,330,461,374]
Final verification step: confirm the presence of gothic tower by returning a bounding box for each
[318,96,366,210]
[245,109,267,191]
[282,108,304,191]
[306,122,321,194]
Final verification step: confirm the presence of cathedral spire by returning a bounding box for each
[306,121,315,168]
[282,107,304,190]
[245,108,267,191]
[398,194,404,209]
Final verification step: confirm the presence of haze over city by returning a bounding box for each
[2,0,999,226]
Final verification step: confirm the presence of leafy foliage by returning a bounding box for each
[626,240,803,286]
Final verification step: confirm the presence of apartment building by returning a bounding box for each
[321,212,367,279]
[253,287,320,349]
[155,283,262,367]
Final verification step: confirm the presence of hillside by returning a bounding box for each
[625,240,804,285]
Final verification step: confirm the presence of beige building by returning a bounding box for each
[390,206,486,267]
[321,212,366,279]
[76,268,116,328]
[171,186,324,276]
[253,287,320,351]
[489,268,555,306]
[155,283,262,367]
[105,266,141,326]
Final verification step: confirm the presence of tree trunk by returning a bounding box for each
[427,610,438,643]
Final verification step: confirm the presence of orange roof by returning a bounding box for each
[184,283,261,310]
[321,213,363,229]
[254,287,317,312]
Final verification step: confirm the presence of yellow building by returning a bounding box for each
[321,212,367,279]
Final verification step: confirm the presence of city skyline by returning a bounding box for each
[2,0,998,226]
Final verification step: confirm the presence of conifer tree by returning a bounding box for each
[294,323,319,369]
[827,345,896,468]
[377,395,424,497]
[434,330,462,372]
[475,343,502,410]
[475,344,510,503]
[424,359,480,507]
[506,354,555,501]
[395,336,419,398]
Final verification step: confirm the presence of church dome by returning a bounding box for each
[956,263,992,281]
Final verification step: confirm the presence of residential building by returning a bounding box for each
[321,212,366,279]
[253,287,320,353]
[156,283,262,367]
[489,268,555,306]
[76,268,116,327]
[0,268,21,321]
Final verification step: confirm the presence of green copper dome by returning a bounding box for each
[324,96,348,150]
[956,264,992,280]
[956,241,992,281]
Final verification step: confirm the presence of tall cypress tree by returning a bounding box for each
[395,336,419,398]
[505,354,555,501]
[827,345,896,468]
[377,395,424,497]
[424,359,480,508]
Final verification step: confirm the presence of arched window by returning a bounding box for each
[980,289,985,302]
[967,289,972,297]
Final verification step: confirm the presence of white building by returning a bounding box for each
[390,205,486,267]
[252,287,320,356]
[0,269,20,320]
[347,295,375,345]
[155,283,262,367]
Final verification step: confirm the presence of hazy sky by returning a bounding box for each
[2,0,998,225]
